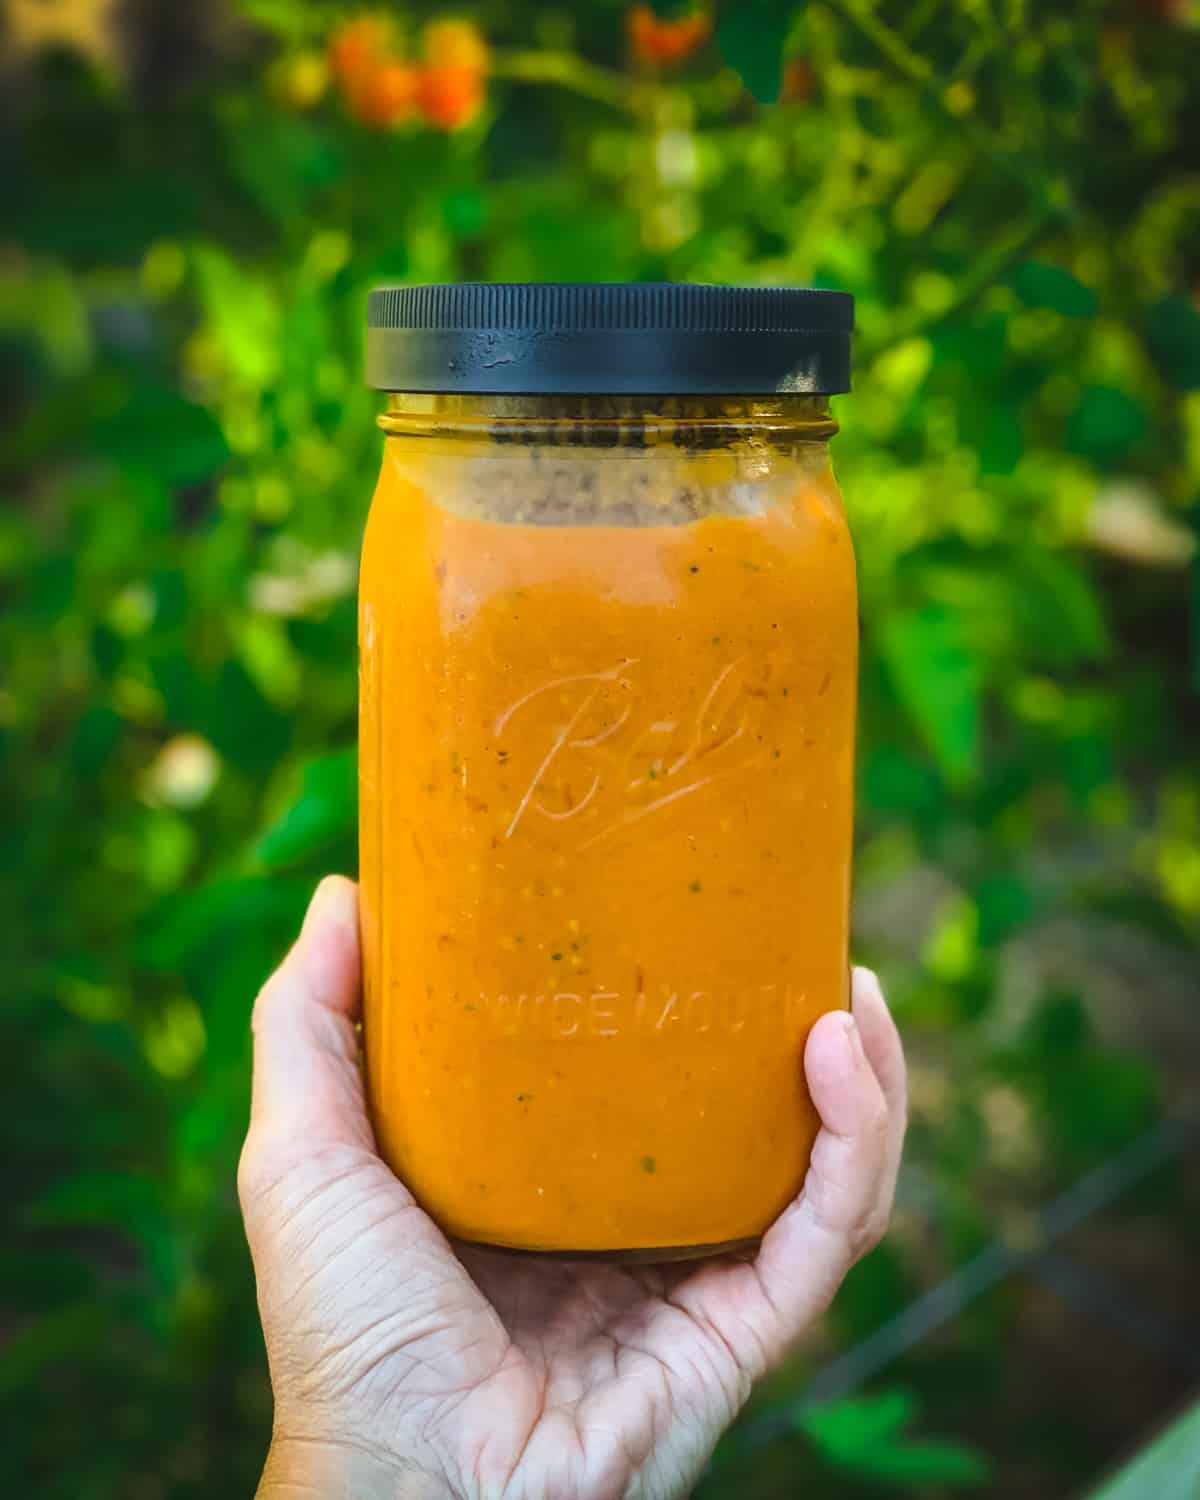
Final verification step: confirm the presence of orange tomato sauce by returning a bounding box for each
[358,443,858,1252]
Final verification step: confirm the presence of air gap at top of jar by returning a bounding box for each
[358,282,856,1259]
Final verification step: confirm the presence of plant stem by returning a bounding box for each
[490,49,651,115]
[830,0,1076,220]
[864,202,1063,356]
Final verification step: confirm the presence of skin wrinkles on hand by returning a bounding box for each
[241,877,906,1500]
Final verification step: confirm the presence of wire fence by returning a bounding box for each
[708,1117,1200,1474]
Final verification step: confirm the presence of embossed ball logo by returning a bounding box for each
[494,657,767,845]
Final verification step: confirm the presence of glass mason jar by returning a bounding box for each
[359,283,856,1258]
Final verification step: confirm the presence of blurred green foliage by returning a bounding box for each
[3,1,1200,1496]
[797,1390,990,1487]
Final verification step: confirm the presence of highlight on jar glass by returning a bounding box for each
[358,282,857,1258]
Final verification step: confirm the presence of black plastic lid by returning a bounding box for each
[365,282,853,396]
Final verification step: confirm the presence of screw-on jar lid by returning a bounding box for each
[366,282,853,396]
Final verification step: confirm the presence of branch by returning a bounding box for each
[862,202,1064,358]
[830,0,1077,221]
[490,49,652,115]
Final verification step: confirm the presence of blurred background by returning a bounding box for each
[4,1,1200,1496]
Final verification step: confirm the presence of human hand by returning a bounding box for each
[239,877,906,1500]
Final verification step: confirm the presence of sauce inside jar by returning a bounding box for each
[358,408,857,1255]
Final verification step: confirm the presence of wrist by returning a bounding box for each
[258,1434,457,1500]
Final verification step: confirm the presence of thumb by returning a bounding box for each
[245,875,374,1155]
[739,972,899,1362]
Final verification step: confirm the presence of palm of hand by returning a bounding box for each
[457,1241,765,1499]
[240,879,905,1500]
[249,1141,757,1498]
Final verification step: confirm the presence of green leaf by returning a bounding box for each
[958,394,1025,476]
[862,1439,992,1485]
[137,876,311,974]
[288,597,358,665]
[798,1390,991,1487]
[0,260,92,373]
[1192,510,1200,694]
[1067,386,1146,461]
[1013,551,1109,664]
[205,660,291,774]
[192,245,281,389]
[859,746,943,821]
[1059,731,1113,807]
[909,548,1107,668]
[1047,1052,1156,1160]
[717,1,794,104]
[1146,294,1200,391]
[444,189,488,240]
[136,876,313,1069]
[17,166,195,260]
[1089,1398,1200,1500]
[0,1303,115,1396]
[832,1242,916,1342]
[27,1171,179,1292]
[221,109,344,226]
[975,871,1034,945]
[92,382,228,487]
[24,554,75,622]
[977,403,1024,475]
[880,604,981,786]
[69,705,122,775]
[802,1387,913,1453]
[29,1169,158,1226]
[1023,990,1090,1057]
[487,186,633,282]
[1010,261,1097,319]
[238,0,327,41]
[257,748,357,869]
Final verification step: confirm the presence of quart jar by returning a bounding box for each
[358,283,856,1258]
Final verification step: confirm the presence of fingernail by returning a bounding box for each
[842,1011,865,1063]
[308,876,357,935]
[852,965,885,1008]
